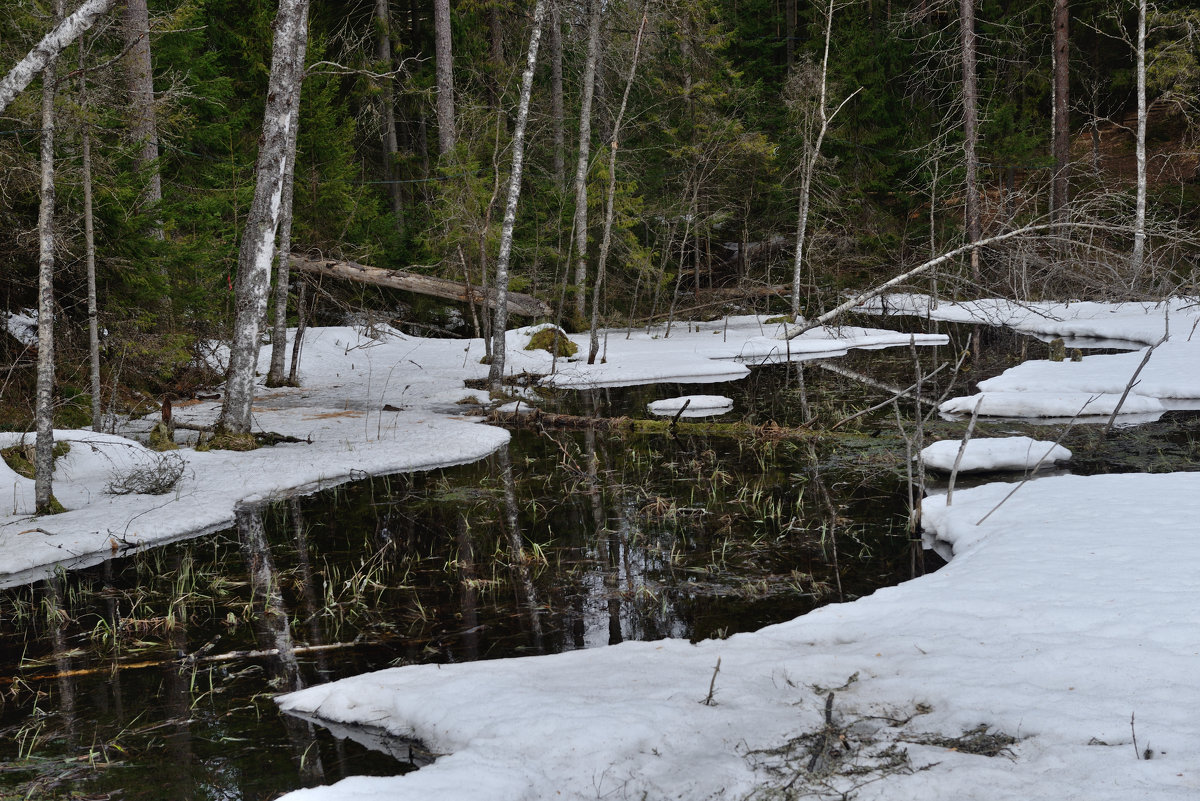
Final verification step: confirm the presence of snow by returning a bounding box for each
[646,394,733,417]
[919,436,1071,472]
[278,470,1200,801]
[6,300,1199,800]
[3,309,38,346]
[867,292,1199,347]
[264,299,1199,801]
[528,317,947,389]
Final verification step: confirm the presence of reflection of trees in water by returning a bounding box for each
[236,504,324,785]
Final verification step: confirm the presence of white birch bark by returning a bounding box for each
[267,17,309,388]
[1131,0,1147,281]
[487,0,548,390]
[220,0,309,434]
[587,7,649,364]
[789,0,860,321]
[0,0,118,115]
[35,2,66,514]
[433,0,457,156]
[572,0,603,322]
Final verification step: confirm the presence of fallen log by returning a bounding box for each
[290,254,550,318]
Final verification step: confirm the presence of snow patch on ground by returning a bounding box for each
[919,436,1070,472]
[647,395,733,417]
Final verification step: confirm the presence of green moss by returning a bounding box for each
[148,422,179,451]
[207,431,260,452]
[525,327,577,357]
[2,441,71,479]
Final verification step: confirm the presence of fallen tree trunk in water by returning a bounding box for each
[290,254,550,318]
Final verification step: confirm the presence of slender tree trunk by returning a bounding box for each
[488,0,548,390]
[960,0,981,284]
[35,1,65,514]
[790,0,860,320]
[0,0,117,115]
[433,0,456,156]
[1131,0,1147,281]
[122,0,164,240]
[375,0,405,228]
[287,278,307,384]
[265,46,305,388]
[572,0,603,323]
[1051,0,1069,223]
[550,0,565,186]
[79,46,101,431]
[220,0,309,434]
[587,7,649,364]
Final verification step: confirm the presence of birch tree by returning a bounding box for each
[265,26,307,389]
[487,0,549,391]
[35,1,66,514]
[1131,0,1147,280]
[788,0,861,322]
[0,0,117,115]
[572,0,604,322]
[587,6,649,365]
[219,0,310,435]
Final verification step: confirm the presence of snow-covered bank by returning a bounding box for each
[534,317,946,389]
[277,470,1200,800]
[868,293,1199,347]
[270,299,1200,801]
[0,327,510,586]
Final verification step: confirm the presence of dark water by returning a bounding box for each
[7,319,1188,800]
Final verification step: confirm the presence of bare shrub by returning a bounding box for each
[106,453,186,495]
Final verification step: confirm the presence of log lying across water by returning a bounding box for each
[290,255,551,318]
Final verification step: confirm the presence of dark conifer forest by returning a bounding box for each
[2,0,1198,424]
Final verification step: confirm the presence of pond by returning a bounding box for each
[3,319,1196,800]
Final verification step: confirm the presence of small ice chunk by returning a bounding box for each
[920,436,1071,473]
[647,395,733,417]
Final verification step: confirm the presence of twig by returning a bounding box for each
[670,398,692,429]
[1103,333,1167,435]
[974,396,1098,526]
[945,395,984,506]
[702,656,721,706]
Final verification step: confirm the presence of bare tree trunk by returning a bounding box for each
[487,0,548,391]
[287,278,307,384]
[1051,0,1069,223]
[265,58,305,388]
[35,1,65,514]
[79,46,101,431]
[375,0,405,228]
[587,7,649,364]
[220,0,309,434]
[1131,0,1147,281]
[0,0,117,115]
[960,0,981,284]
[789,0,861,321]
[433,0,456,155]
[549,0,565,186]
[122,0,164,239]
[572,0,603,323]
